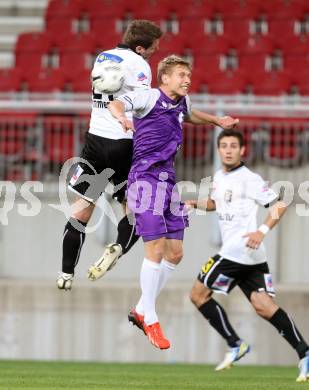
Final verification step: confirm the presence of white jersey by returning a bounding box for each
[89,45,152,140]
[211,164,278,265]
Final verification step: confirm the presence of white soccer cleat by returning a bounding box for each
[87,243,122,281]
[296,355,309,382]
[57,273,74,290]
[215,341,250,371]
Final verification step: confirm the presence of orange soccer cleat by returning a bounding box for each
[143,322,170,350]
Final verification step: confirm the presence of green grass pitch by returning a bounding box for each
[0,361,304,390]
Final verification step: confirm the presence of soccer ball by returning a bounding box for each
[91,60,125,94]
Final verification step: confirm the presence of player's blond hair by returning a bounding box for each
[157,55,192,86]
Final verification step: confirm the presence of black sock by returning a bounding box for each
[199,299,241,348]
[269,308,309,359]
[62,218,87,274]
[116,215,139,255]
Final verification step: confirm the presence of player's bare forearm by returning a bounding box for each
[108,101,134,132]
[186,109,219,125]
[185,199,216,211]
[264,200,287,229]
[186,109,239,129]
[108,100,125,119]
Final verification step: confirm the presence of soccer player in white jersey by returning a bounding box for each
[57,20,162,290]
[187,129,309,382]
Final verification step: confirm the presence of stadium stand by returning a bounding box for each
[1,0,309,181]
[0,0,308,94]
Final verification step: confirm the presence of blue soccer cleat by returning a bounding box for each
[215,340,250,371]
[296,355,309,383]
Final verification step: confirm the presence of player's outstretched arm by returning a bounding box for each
[108,100,134,132]
[186,108,239,129]
[243,200,287,249]
[185,198,216,211]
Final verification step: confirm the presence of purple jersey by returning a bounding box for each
[117,88,191,171]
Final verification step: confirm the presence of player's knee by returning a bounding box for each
[152,247,165,261]
[190,285,211,307]
[71,199,94,222]
[251,292,273,319]
[168,248,183,264]
[190,288,199,307]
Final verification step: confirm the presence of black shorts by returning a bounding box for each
[68,133,133,203]
[197,254,275,300]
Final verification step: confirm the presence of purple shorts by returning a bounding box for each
[127,166,189,241]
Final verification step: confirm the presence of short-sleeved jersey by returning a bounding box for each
[89,45,151,140]
[211,164,278,265]
[117,88,191,171]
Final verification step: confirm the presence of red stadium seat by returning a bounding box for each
[238,35,274,54]
[45,17,73,34]
[251,71,291,95]
[178,19,207,42]
[194,52,222,75]
[71,69,91,93]
[133,1,178,21]
[224,20,250,46]
[244,0,287,18]
[159,34,189,55]
[91,19,121,45]
[268,1,308,19]
[15,32,50,70]
[43,116,76,163]
[199,36,233,54]
[0,113,40,180]
[236,119,262,163]
[59,32,96,52]
[285,53,309,75]
[45,0,82,19]
[0,68,23,92]
[85,0,140,19]
[206,0,253,19]
[60,52,89,77]
[289,66,309,88]
[268,20,295,43]
[206,71,247,94]
[274,35,309,54]
[15,32,62,71]
[15,32,50,52]
[238,53,266,74]
[268,124,301,162]
[27,68,63,92]
[298,82,309,95]
[182,123,213,161]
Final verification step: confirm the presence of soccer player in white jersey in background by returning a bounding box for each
[57,20,162,290]
[187,129,309,382]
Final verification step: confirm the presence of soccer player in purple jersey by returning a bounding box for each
[106,55,239,349]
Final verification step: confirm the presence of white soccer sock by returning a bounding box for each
[135,259,176,316]
[156,259,176,297]
[137,258,160,325]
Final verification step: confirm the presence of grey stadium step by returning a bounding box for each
[0,0,48,17]
[0,0,47,66]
